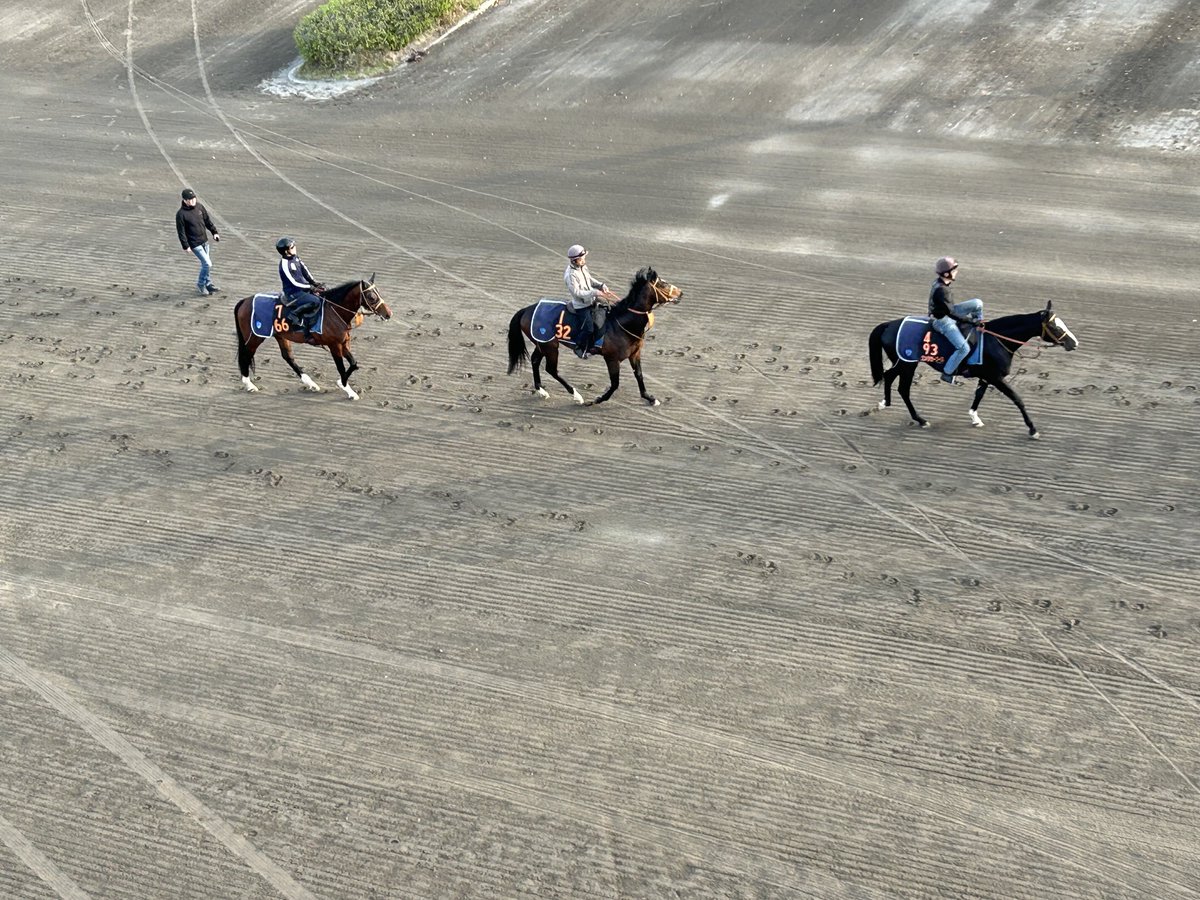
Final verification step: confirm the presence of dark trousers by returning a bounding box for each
[286,292,321,325]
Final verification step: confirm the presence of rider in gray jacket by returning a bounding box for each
[564,244,618,358]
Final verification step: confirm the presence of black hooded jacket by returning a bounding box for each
[176,202,218,249]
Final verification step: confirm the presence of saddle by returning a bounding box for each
[250,293,324,338]
[895,316,983,372]
[529,299,603,349]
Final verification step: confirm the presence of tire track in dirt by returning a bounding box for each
[0,808,91,899]
[5,576,1196,898]
[0,643,317,899]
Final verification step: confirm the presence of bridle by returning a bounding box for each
[623,277,680,318]
[979,313,1070,355]
[323,280,386,318]
[358,280,387,316]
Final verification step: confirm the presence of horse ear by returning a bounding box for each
[1045,299,1053,313]
[370,272,376,283]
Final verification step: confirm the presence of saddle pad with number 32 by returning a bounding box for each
[529,298,590,345]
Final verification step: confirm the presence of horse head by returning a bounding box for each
[358,274,392,320]
[627,266,682,311]
[1042,301,1078,351]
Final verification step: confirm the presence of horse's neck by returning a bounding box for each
[325,284,358,320]
[611,292,650,335]
[988,311,1041,344]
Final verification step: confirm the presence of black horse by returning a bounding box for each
[507,267,682,406]
[869,301,1079,438]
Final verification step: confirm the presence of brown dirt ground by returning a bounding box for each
[1,0,1198,897]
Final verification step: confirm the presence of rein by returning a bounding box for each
[322,282,383,320]
[978,318,1060,355]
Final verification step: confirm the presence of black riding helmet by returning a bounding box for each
[276,237,295,255]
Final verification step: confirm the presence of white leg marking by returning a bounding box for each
[878,399,889,410]
[572,389,585,405]
[535,387,549,399]
[242,376,259,393]
[969,410,983,428]
[341,382,359,401]
[300,373,320,392]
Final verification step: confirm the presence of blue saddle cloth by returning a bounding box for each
[250,293,323,338]
[529,299,601,348]
[895,316,983,372]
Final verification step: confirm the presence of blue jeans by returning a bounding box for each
[191,243,212,289]
[932,299,983,374]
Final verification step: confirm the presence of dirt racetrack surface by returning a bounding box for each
[2,0,1199,897]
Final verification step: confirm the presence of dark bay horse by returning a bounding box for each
[507,266,682,406]
[233,277,391,400]
[869,301,1079,438]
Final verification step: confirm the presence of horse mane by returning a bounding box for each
[323,281,358,304]
[611,267,657,313]
[984,309,1044,336]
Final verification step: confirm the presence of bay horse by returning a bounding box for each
[868,301,1079,438]
[233,277,391,400]
[506,267,682,406]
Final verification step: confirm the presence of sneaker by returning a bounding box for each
[197,285,208,296]
[940,373,962,386]
[206,283,221,294]
[574,345,589,359]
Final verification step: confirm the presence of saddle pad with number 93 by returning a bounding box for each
[895,316,982,370]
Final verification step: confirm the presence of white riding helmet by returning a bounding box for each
[567,244,587,260]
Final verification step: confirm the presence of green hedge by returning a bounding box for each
[295,0,481,75]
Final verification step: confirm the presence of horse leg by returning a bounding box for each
[879,363,900,410]
[969,381,989,428]
[629,352,657,406]
[587,354,621,406]
[897,365,927,428]
[239,335,264,392]
[543,346,584,404]
[991,377,1039,439]
[278,337,320,392]
[331,347,358,400]
[530,345,549,398]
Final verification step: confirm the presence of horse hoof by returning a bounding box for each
[1030,431,1041,440]
[535,388,549,399]
[918,420,930,429]
[878,400,889,410]
[572,390,585,405]
[969,412,983,428]
[646,396,659,407]
[242,378,259,393]
[583,399,595,408]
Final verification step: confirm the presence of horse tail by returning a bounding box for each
[506,308,528,374]
[234,297,255,376]
[869,321,888,385]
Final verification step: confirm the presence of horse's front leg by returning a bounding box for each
[898,365,927,428]
[278,337,320,392]
[331,346,358,400]
[629,352,657,406]
[587,354,621,406]
[969,381,989,428]
[542,345,584,404]
[991,377,1039,439]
